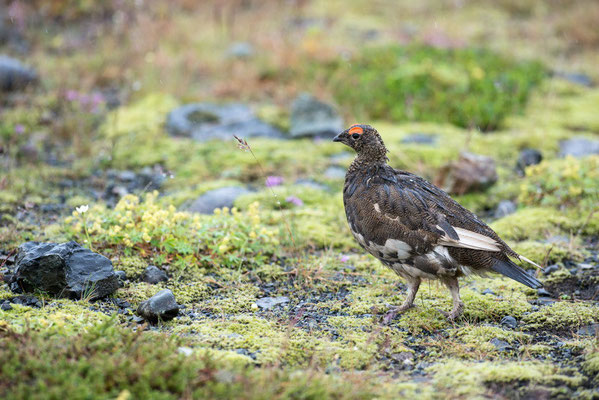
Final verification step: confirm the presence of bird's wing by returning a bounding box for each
[345,166,511,256]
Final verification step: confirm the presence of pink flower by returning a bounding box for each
[285,196,303,206]
[14,124,25,134]
[65,90,79,102]
[265,176,284,187]
[340,255,350,263]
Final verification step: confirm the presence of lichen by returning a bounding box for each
[522,301,599,330]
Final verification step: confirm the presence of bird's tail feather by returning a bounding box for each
[491,258,542,289]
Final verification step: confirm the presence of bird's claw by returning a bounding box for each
[382,304,413,324]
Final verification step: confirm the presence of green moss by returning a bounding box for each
[455,325,531,352]
[522,301,599,330]
[461,286,532,322]
[583,351,599,384]
[0,299,110,335]
[113,255,148,278]
[319,45,545,130]
[491,207,570,241]
[429,359,583,398]
[522,344,553,355]
[518,156,599,210]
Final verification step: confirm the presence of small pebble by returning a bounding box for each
[500,315,518,329]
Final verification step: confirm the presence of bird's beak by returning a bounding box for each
[333,132,346,142]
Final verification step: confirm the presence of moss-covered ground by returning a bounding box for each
[1,1,598,398]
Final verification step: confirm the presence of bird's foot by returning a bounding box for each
[437,302,464,321]
[382,303,413,325]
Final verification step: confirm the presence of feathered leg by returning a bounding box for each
[383,277,421,324]
[440,277,464,320]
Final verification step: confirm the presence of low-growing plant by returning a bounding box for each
[518,155,599,210]
[64,192,280,271]
[315,45,546,131]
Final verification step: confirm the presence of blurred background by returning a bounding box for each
[1,0,598,247]
[1,2,599,398]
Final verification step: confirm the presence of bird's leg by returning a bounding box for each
[440,277,464,321]
[383,277,421,324]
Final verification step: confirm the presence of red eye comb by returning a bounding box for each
[349,126,363,135]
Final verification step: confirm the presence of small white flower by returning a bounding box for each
[76,205,89,214]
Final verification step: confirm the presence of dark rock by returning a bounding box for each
[117,170,136,182]
[289,93,343,138]
[391,351,414,367]
[494,200,517,219]
[559,137,599,158]
[434,152,497,195]
[537,288,552,297]
[227,42,254,58]
[255,296,289,310]
[554,72,593,87]
[543,264,560,275]
[1,301,12,311]
[500,316,518,329]
[482,289,496,296]
[136,289,180,323]
[401,133,437,145]
[187,187,251,214]
[535,297,556,306]
[142,265,168,284]
[323,166,346,180]
[516,149,542,175]
[490,338,512,351]
[166,103,283,141]
[13,241,119,300]
[578,263,594,271]
[10,295,42,308]
[577,323,599,336]
[115,270,127,281]
[0,55,37,92]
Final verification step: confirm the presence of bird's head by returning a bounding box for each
[333,124,388,162]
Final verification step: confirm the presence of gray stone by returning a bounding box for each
[559,137,599,158]
[543,264,560,275]
[401,133,437,145]
[490,338,512,351]
[1,301,12,311]
[481,289,496,296]
[329,152,353,164]
[187,187,251,214]
[13,241,119,300]
[227,42,254,58]
[294,179,328,191]
[435,152,497,195]
[323,166,346,180]
[178,346,194,356]
[577,324,599,336]
[500,316,518,329]
[0,55,37,92]
[255,296,290,310]
[115,270,127,281]
[289,93,343,138]
[494,200,517,219]
[554,72,593,87]
[166,103,283,142]
[137,289,180,323]
[516,149,542,174]
[142,265,168,284]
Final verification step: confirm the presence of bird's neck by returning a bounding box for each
[349,151,388,174]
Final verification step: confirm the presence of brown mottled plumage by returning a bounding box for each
[334,124,542,320]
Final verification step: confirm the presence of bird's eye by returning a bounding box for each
[352,133,361,139]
